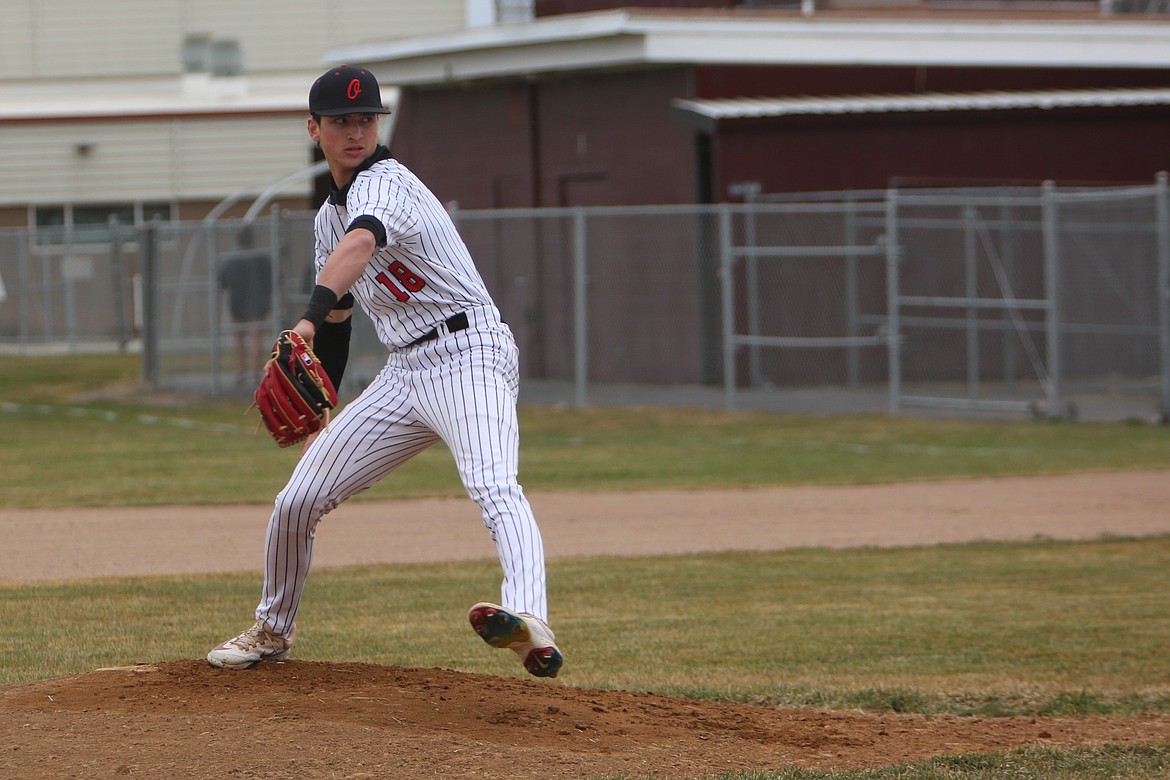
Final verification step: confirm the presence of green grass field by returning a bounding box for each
[2,353,1169,779]
[3,353,1170,508]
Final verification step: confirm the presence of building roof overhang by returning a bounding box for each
[325,8,1170,88]
[670,84,1170,132]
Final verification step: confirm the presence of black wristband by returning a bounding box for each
[301,284,339,328]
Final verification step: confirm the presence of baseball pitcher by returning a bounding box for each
[207,65,562,679]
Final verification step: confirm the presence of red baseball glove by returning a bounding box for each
[252,330,338,448]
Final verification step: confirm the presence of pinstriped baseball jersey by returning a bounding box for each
[313,150,498,348]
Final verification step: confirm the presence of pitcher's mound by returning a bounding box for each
[4,660,1170,778]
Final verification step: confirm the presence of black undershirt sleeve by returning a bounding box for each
[314,316,352,391]
[347,215,387,248]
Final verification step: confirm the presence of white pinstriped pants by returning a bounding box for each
[254,313,547,635]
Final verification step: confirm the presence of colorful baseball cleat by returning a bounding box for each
[206,621,296,670]
[468,602,564,678]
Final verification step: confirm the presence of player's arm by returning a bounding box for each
[315,226,378,303]
[294,226,375,393]
[294,226,376,341]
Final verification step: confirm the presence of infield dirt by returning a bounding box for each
[2,470,1169,779]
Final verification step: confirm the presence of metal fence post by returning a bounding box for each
[998,197,1018,388]
[209,222,223,397]
[108,216,130,352]
[744,203,762,387]
[573,207,588,408]
[844,195,860,388]
[63,234,78,353]
[1155,171,1170,418]
[719,205,737,411]
[1041,181,1063,417]
[17,230,30,348]
[730,182,763,386]
[270,207,284,329]
[37,229,55,342]
[140,222,159,390]
[885,189,901,415]
[963,204,980,401]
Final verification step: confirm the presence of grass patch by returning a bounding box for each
[593,745,1170,779]
[2,355,1170,508]
[4,538,1170,720]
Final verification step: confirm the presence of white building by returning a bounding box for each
[0,0,485,231]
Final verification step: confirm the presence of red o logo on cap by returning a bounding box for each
[347,78,362,100]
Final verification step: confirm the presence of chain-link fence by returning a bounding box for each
[879,183,1169,420]
[2,180,1167,421]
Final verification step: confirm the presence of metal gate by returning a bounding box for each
[719,198,890,411]
[723,178,1170,419]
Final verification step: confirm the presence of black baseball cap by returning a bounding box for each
[309,65,391,116]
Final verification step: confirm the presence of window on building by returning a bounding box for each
[32,202,175,245]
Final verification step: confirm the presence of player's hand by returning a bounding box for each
[292,319,316,346]
[251,331,337,449]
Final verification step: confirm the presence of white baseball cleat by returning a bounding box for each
[468,602,563,678]
[207,621,296,670]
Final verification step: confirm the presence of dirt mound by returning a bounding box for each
[4,660,1170,779]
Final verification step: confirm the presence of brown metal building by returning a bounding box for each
[325,6,1170,392]
[331,6,1170,208]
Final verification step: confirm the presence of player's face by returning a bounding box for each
[309,113,380,181]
